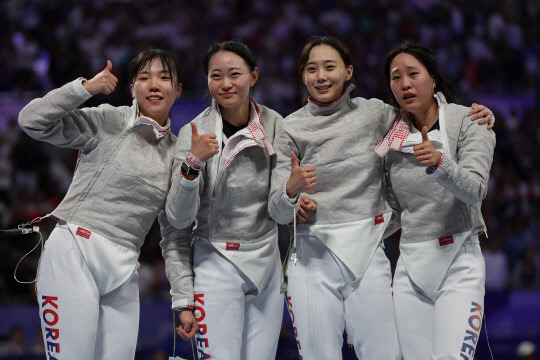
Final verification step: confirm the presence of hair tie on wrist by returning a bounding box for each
[187,152,203,166]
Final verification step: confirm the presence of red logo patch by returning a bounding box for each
[439,235,454,246]
[374,214,384,225]
[76,227,91,239]
[226,243,240,251]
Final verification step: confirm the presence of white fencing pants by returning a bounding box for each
[192,239,283,360]
[36,223,140,360]
[286,235,401,360]
[393,238,486,360]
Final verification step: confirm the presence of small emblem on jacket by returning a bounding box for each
[226,242,240,251]
[76,227,91,239]
[374,214,384,225]
[439,235,454,246]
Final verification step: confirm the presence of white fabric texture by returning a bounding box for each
[67,223,139,295]
[286,234,400,360]
[36,224,139,360]
[192,238,283,360]
[296,211,392,298]
[393,236,486,360]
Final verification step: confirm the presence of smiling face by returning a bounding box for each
[207,50,258,114]
[130,58,182,126]
[302,44,353,104]
[389,52,436,115]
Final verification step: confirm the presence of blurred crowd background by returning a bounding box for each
[0,0,539,359]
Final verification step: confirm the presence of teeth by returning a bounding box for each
[148,97,162,100]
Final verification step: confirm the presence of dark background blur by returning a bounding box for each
[0,0,539,359]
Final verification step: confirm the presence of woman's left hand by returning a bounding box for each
[177,309,199,341]
[468,103,495,130]
[413,127,441,166]
[297,196,317,222]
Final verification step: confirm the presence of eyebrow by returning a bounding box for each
[209,67,243,73]
[391,65,419,73]
[306,60,338,66]
[138,69,170,75]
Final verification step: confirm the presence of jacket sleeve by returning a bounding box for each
[158,210,194,310]
[18,79,119,151]
[268,118,299,225]
[428,110,496,204]
[165,121,204,229]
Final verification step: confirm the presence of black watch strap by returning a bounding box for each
[181,161,200,176]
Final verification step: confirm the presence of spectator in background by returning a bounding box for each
[517,340,539,360]
[483,234,510,292]
[0,325,26,356]
[512,244,540,289]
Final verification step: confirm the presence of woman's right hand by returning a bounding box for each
[188,122,219,166]
[286,151,317,198]
[83,60,118,95]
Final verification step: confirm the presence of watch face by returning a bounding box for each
[181,161,199,175]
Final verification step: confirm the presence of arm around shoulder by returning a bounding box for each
[429,112,496,204]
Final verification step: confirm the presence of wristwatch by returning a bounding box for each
[181,161,200,176]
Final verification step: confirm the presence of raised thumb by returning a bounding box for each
[290,151,299,168]
[190,122,199,137]
[421,126,429,143]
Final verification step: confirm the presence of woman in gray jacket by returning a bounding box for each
[377,40,496,359]
[165,40,292,360]
[18,49,198,360]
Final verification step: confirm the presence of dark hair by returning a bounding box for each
[129,48,182,86]
[384,40,458,105]
[203,40,257,75]
[297,36,355,89]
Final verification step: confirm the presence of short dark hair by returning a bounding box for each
[297,35,355,89]
[384,40,458,105]
[129,48,182,86]
[203,40,257,75]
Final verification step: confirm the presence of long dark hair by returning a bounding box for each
[297,35,355,90]
[384,40,458,106]
[203,39,257,75]
[129,48,182,87]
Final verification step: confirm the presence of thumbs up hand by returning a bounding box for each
[83,60,118,95]
[188,122,219,165]
[286,151,317,198]
[413,126,441,166]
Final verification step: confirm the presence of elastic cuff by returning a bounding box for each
[282,192,299,206]
[172,299,193,310]
[74,78,92,99]
[282,181,299,205]
[179,173,200,188]
[427,165,444,178]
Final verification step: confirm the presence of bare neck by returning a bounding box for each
[411,99,439,130]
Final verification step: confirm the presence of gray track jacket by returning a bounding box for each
[18,79,194,307]
[165,100,282,303]
[383,93,496,243]
[269,86,398,226]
